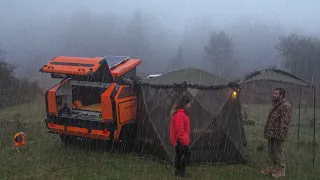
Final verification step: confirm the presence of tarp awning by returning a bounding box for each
[240,69,311,87]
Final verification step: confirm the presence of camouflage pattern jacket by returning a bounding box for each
[264,99,292,141]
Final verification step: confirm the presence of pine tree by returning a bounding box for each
[204,31,233,73]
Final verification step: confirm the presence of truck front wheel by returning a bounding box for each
[118,123,137,151]
[59,134,75,145]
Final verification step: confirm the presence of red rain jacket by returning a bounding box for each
[170,109,190,146]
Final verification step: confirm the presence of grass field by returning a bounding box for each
[0,99,319,180]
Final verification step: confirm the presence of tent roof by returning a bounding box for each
[144,68,230,86]
[240,68,311,87]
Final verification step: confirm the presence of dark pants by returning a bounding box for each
[175,142,191,174]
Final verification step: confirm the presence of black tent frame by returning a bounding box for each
[240,69,317,170]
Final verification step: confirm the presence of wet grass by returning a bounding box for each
[0,100,319,180]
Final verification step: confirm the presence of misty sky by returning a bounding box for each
[2,0,319,31]
[1,0,320,81]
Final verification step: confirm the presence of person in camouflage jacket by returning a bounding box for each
[261,88,292,179]
[264,98,292,141]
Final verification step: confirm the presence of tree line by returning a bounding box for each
[48,10,320,82]
[2,9,320,108]
[0,50,42,108]
[4,10,289,81]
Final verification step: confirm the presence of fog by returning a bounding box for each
[1,0,320,83]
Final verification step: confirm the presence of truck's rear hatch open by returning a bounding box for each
[42,55,141,141]
[39,56,141,82]
[40,56,103,75]
[41,55,141,119]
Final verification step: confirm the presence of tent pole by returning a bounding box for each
[313,86,316,170]
[297,87,301,149]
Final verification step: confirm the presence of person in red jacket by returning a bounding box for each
[170,94,192,178]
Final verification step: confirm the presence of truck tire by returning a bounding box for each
[118,123,137,151]
[59,134,75,145]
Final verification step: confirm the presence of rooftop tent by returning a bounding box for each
[134,68,246,165]
[239,68,316,169]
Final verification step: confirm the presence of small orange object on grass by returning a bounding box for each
[14,132,25,152]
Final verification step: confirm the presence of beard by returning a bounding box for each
[272,97,280,104]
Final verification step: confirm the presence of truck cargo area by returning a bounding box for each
[56,80,110,119]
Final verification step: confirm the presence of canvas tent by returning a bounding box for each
[134,68,246,165]
[239,68,316,169]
